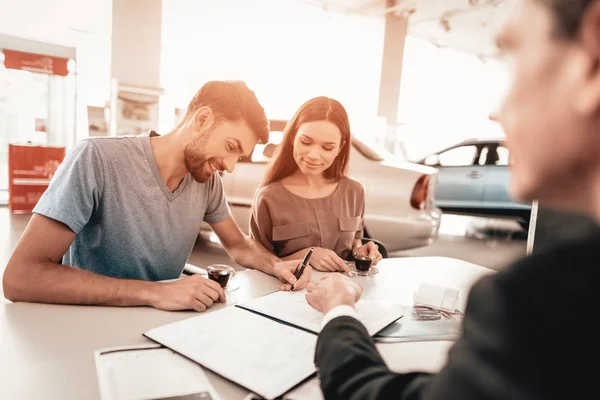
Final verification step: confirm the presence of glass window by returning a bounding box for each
[496,145,509,166]
[437,145,477,167]
[478,146,489,166]
[240,131,284,163]
[0,66,75,200]
[479,144,509,166]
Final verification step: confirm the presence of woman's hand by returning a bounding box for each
[353,241,383,265]
[308,247,352,273]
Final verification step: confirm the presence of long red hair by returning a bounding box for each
[262,97,351,187]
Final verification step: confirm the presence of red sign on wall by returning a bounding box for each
[8,144,66,213]
[2,49,69,76]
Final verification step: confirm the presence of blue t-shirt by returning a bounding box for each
[33,132,231,281]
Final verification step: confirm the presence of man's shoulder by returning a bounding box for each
[489,231,599,313]
[84,135,144,156]
[502,231,599,281]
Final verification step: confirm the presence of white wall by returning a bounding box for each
[111,0,162,89]
[160,0,385,136]
[0,0,112,107]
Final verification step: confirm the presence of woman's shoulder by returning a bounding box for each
[253,181,286,204]
[340,176,365,195]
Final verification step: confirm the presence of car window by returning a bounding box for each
[478,146,489,166]
[478,144,509,166]
[247,143,271,163]
[239,131,284,163]
[496,146,509,166]
[437,145,477,167]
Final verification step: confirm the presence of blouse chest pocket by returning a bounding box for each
[338,216,362,233]
[272,221,311,241]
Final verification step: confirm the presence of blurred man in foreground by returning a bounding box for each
[307,1,600,398]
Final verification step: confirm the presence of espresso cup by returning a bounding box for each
[353,255,373,276]
[207,264,236,289]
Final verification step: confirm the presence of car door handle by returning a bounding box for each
[468,171,482,179]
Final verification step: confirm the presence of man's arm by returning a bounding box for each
[313,275,529,400]
[2,139,156,306]
[210,217,310,290]
[317,316,432,400]
[3,214,157,305]
[212,216,279,274]
[3,214,224,311]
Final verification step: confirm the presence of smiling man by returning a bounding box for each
[3,80,310,311]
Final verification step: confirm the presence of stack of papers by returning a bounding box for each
[142,291,403,399]
[238,290,403,336]
[95,343,220,400]
[145,306,317,400]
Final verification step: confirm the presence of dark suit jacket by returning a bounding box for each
[315,232,599,399]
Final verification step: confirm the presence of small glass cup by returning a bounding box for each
[207,264,239,292]
[349,250,380,276]
[353,255,373,276]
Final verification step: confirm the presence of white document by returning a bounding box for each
[94,343,220,400]
[238,290,403,336]
[144,306,317,400]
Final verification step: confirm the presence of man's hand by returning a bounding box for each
[274,260,312,291]
[305,274,363,314]
[150,275,226,312]
[354,241,383,265]
[307,247,352,273]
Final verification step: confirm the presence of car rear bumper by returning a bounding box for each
[399,209,441,250]
[366,207,441,252]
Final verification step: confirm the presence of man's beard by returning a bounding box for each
[183,130,212,183]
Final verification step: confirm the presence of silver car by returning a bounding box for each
[417,138,531,228]
[201,122,441,251]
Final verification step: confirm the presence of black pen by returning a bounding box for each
[290,247,313,292]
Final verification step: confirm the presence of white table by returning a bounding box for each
[0,257,493,400]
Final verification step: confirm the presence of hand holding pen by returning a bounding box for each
[274,249,313,292]
[290,247,313,292]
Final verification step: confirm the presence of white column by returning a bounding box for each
[377,1,408,153]
[110,0,163,136]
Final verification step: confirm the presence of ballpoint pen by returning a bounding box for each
[290,247,313,292]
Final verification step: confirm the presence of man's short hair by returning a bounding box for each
[543,0,594,37]
[185,80,270,144]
